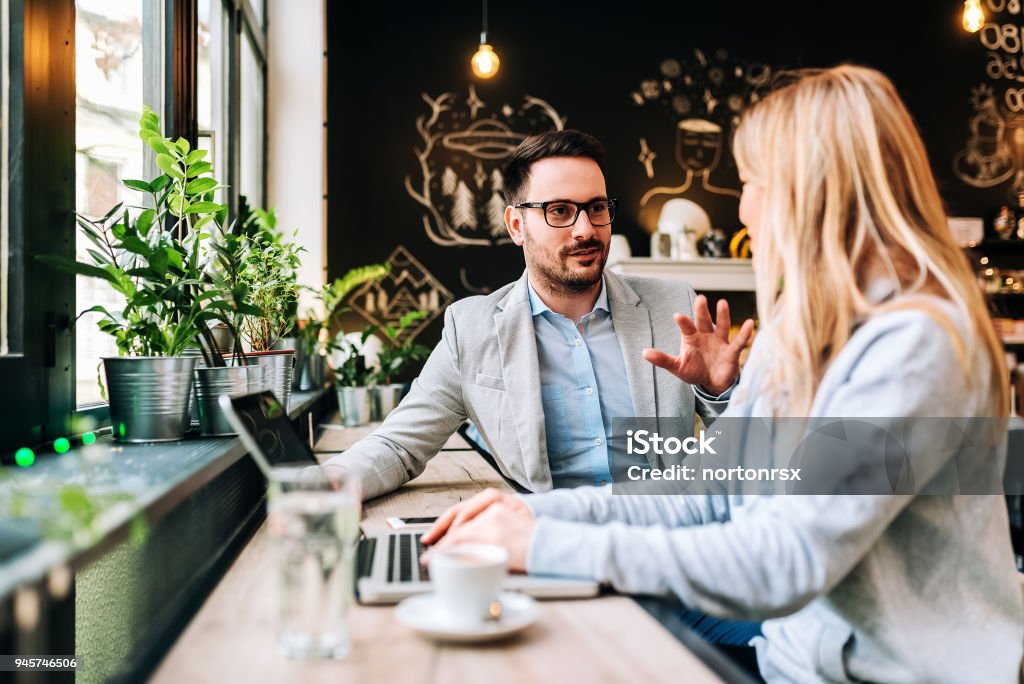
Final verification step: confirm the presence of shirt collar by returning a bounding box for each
[527,275,609,318]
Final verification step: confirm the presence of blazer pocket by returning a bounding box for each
[474,372,506,392]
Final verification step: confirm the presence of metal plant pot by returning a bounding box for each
[274,337,305,391]
[245,350,295,411]
[209,324,235,355]
[297,351,327,391]
[337,386,371,427]
[369,383,405,421]
[193,366,252,436]
[103,356,198,443]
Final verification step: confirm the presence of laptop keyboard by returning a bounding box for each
[386,532,429,583]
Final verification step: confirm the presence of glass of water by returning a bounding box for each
[267,466,361,659]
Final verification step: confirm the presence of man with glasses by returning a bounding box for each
[324,129,750,499]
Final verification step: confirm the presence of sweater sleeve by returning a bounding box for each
[526,309,989,619]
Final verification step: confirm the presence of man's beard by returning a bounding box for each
[524,230,608,296]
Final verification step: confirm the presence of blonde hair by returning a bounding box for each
[732,65,1007,416]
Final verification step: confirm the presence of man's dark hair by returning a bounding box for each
[502,129,606,205]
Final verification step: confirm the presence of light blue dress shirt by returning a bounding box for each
[526,277,639,488]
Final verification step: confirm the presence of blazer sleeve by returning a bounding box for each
[322,305,469,500]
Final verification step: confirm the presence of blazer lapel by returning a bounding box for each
[606,272,657,420]
[493,272,550,490]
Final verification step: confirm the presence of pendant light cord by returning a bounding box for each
[481,0,488,43]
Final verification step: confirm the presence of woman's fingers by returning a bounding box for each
[420,488,505,545]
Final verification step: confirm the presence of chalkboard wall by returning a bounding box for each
[325,0,1006,348]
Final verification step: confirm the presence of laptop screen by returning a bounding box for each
[224,391,318,469]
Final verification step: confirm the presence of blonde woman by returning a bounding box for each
[422,65,1024,682]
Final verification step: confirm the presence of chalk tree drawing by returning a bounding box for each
[404,86,566,247]
[347,245,453,343]
[631,49,771,233]
[954,84,1015,188]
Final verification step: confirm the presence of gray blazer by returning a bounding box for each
[325,270,727,500]
[524,299,1024,683]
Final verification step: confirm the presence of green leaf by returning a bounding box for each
[185,177,217,194]
[186,201,223,214]
[186,161,212,178]
[175,137,191,155]
[136,209,156,236]
[168,193,186,217]
[141,132,170,155]
[156,153,184,180]
[122,179,151,193]
[140,106,161,133]
[184,149,207,164]
[37,255,117,283]
[150,174,171,192]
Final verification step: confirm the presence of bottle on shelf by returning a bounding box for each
[995,204,1017,240]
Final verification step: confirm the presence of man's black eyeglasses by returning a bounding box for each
[514,198,617,228]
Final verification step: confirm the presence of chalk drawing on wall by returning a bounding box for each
[637,137,656,178]
[347,245,454,342]
[404,87,567,247]
[631,49,770,233]
[954,84,1015,188]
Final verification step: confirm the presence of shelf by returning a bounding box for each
[610,257,755,292]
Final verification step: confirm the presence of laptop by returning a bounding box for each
[220,391,600,604]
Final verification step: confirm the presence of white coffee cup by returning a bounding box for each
[429,544,508,625]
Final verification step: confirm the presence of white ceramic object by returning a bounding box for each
[395,592,539,643]
[656,198,711,259]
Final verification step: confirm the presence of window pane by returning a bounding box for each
[240,32,264,210]
[248,0,263,29]
[197,0,227,203]
[74,0,159,406]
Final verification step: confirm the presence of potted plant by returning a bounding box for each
[189,213,268,436]
[40,106,231,442]
[333,330,379,427]
[236,208,305,411]
[296,264,390,391]
[366,310,430,420]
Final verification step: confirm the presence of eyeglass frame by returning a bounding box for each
[513,198,618,228]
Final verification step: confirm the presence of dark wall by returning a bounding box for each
[325,0,1008,345]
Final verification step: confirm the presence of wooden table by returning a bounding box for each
[151,423,723,684]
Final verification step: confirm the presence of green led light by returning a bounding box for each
[82,432,96,445]
[14,448,35,467]
[118,423,125,437]
[53,437,71,454]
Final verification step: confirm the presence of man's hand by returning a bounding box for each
[421,501,535,572]
[642,295,754,396]
[420,488,525,545]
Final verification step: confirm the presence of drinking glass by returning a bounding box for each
[267,466,361,659]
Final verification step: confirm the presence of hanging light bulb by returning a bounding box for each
[963,0,985,33]
[471,0,500,79]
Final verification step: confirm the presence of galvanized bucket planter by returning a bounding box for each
[193,366,251,436]
[369,383,405,421]
[338,386,371,427]
[297,350,327,391]
[103,356,198,443]
[244,349,295,411]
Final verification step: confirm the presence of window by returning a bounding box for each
[2,0,268,449]
[239,29,264,211]
[74,0,160,406]
[197,0,228,205]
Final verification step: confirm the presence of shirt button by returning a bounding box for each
[594,438,602,446]
[575,338,582,346]
[586,386,593,395]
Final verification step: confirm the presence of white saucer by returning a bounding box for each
[395,592,539,643]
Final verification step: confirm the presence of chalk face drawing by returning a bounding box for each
[405,85,566,247]
[630,49,771,234]
[346,245,454,343]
